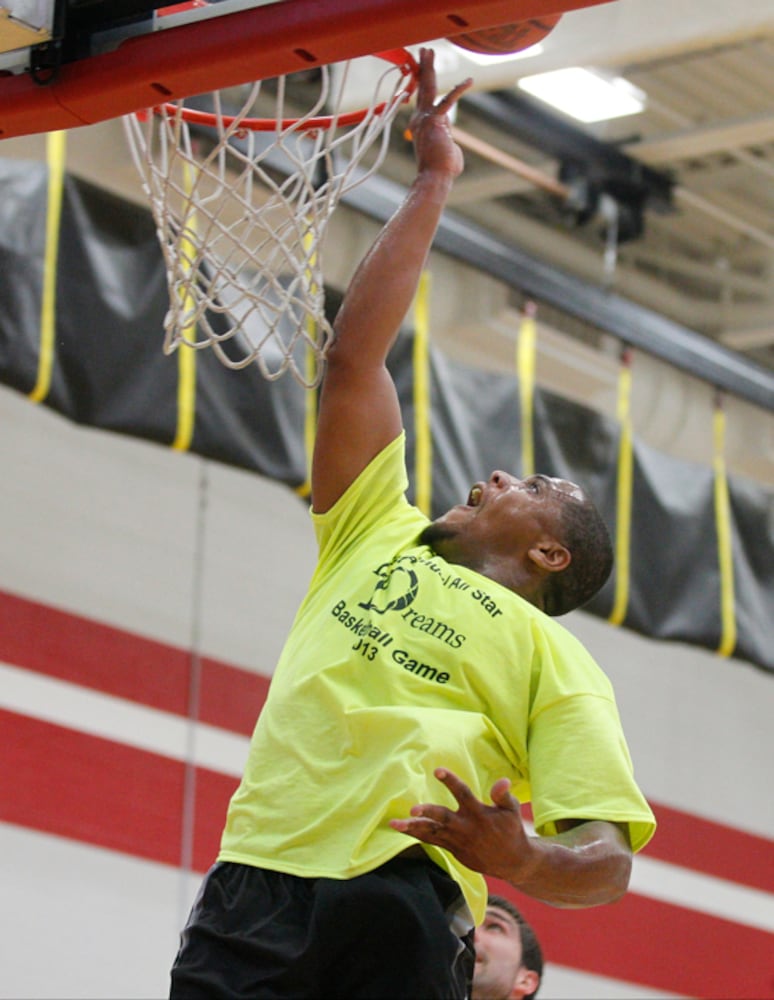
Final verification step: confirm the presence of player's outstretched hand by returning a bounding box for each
[389,767,534,881]
[408,47,472,180]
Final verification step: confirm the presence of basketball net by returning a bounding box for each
[123,51,418,386]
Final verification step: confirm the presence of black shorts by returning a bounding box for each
[170,853,475,999]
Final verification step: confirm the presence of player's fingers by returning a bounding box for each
[434,767,479,808]
[409,803,453,824]
[435,77,473,116]
[490,777,520,811]
[389,816,445,839]
[417,47,438,110]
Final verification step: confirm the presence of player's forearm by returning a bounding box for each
[329,168,454,367]
[504,821,632,908]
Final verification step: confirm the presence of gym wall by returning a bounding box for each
[0,384,772,999]
[0,150,772,999]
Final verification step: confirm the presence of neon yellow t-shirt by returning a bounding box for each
[219,433,656,924]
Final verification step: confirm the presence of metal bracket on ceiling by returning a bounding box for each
[462,88,675,245]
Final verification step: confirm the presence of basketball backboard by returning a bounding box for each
[0,0,613,139]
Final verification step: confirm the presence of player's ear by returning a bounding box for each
[527,538,571,573]
[510,967,540,998]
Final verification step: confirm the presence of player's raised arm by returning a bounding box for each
[311,49,472,514]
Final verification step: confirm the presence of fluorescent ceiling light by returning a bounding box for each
[517,67,646,122]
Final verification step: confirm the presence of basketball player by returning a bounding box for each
[472,896,543,1000]
[170,47,655,1000]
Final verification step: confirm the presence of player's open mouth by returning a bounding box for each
[467,484,483,507]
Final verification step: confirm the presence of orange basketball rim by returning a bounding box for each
[0,0,613,140]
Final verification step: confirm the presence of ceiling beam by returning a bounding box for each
[450,125,569,199]
[624,246,770,297]
[720,326,774,350]
[446,170,538,204]
[627,111,774,164]
[674,185,774,252]
[462,89,676,215]
[340,170,774,412]
[438,191,774,336]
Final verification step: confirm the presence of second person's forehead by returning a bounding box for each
[485,907,519,929]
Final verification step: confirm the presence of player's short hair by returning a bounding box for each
[542,494,613,616]
[487,895,543,999]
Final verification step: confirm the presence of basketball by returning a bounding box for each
[447,15,562,57]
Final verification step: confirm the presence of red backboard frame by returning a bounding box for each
[0,0,612,139]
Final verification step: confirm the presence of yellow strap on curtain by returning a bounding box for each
[713,392,737,657]
[295,228,319,499]
[517,303,537,477]
[293,344,318,499]
[171,164,198,452]
[29,130,67,404]
[413,270,432,516]
[608,348,634,626]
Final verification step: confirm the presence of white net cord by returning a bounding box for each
[123,55,416,387]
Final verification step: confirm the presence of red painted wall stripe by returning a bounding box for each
[2,708,772,1000]
[1,709,236,873]
[487,877,774,1000]
[643,800,774,896]
[0,589,191,716]
[0,588,268,735]
[2,587,773,894]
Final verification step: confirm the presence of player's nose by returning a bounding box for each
[489,470,517,489]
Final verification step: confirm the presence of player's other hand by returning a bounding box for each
[389,767,533,881]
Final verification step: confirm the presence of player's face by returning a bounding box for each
[421,471,583,566]
[472,907,525,1000]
